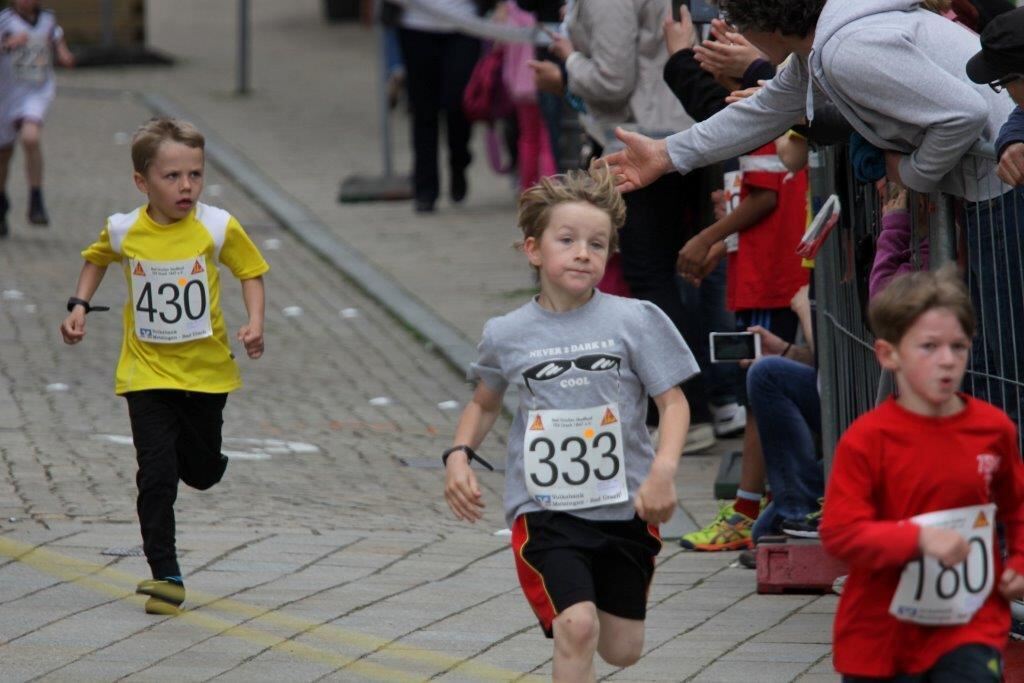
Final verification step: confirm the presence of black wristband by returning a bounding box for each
[782,342,793,358]
[67,297,110,314]
[442,445,494,471]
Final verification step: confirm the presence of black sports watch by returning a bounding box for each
[442,445,495,471]
[66,297,110,314]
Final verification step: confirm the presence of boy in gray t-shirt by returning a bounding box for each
[442,169,698,679]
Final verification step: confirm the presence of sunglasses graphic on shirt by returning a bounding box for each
[522,354,622,393]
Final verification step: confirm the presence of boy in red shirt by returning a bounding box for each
[820,266,1024,680]
[677,138,809,551]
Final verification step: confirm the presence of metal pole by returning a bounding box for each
[809,147,839,476]
[928,193,956,269]
[377,0,394,177]
[101,0,115,48]
[237,0,251,95]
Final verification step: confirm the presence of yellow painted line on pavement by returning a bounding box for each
[0,536,541,681]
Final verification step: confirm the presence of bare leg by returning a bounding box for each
[552,602,600,683]
[596,610,645,668]
[0,144,13,194]
[738,420,766,495]
[20,121,42,189]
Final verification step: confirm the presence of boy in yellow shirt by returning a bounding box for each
[59,118,269,614]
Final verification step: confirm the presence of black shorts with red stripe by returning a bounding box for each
[511,510,662,638]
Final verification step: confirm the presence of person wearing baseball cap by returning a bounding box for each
[968,6,1024,186]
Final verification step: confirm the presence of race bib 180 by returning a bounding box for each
[889,503,996,626]
[130,257,213,344]
[523,403,628,511]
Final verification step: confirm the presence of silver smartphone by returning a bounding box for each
[709,332,761,363]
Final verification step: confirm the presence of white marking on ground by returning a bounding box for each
[282,306,303,317]
[368,396,392,407]
[92,434,320,461]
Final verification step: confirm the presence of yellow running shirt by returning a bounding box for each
[82,203,270,395]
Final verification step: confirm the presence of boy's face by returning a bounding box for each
[134,141,205,225]
[875,307,971,416]
[524,201,612,301]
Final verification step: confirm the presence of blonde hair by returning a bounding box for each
[868,264,976,343]
[131,117,205,174]
[517,167,626,257]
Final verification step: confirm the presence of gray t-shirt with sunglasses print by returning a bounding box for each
[469,290,699,527]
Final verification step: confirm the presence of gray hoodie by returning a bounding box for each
[665,0,1013,201]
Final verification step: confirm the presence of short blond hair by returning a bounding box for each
[868,264,976,344]
[517,167,626,254]
[131,117,205,174]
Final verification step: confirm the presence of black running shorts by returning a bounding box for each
[511,510,662,638]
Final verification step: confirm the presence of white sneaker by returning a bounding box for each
[711,403,746,438]
[683,423,716,454]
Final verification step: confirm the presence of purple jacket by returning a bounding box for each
[869,210,930,299]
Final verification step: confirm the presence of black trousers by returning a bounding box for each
[841,644,1001,682]
[619,172,712,423]
[125,390,229,579]
[397,27,481,204]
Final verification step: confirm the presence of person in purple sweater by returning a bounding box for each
[869,183,930,299]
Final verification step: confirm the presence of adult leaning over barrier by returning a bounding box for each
[602,0,1024,417]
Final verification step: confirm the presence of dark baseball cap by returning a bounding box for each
[967,7,1024,84]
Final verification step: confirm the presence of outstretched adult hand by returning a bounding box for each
[599,128,675,193]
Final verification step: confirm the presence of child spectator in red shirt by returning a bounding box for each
[676,138,809,551]
[820,266,1024,680]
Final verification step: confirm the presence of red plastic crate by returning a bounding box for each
[756,536,848,594]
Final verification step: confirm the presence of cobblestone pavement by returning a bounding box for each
[0,2,840,681]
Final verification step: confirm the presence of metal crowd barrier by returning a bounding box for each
[812,143,1021,471]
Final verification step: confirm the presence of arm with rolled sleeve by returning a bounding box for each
[820,428,922,571]
[564,0,638,106]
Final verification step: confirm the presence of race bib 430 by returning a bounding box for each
[523,403,628,511]
[130,257,213,344]
[889,503,996,626]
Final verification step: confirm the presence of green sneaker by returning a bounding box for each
[679,502,754,551]
[137,578,185,615]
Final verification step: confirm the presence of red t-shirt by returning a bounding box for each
[820,396,1024,677]
[726,142,809,311]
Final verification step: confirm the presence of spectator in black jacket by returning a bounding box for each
[968,7,1024,187]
